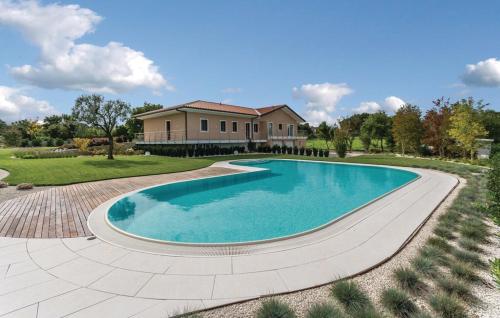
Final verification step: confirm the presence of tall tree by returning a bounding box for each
[392,104,423,155]
[361,112,391,151]
[72,94,131,159]
[478,109,500,142]
[422,98,452,157]
[448,98,488,160]
[317,121,334,149]
[339,113,369,151]
[298,123,315,138]
[125,102,163,140]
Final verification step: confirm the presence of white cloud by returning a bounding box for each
[0,0,170,93]
[293,82,353,125]
[462,58,500,87]
[0,85,58,122]
[384,96,406,112]
[353,101,382,114]
[221,87,242,94]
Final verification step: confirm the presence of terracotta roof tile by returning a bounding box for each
[184,100,258,116]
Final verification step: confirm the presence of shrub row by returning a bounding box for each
[256,145,330,157]
[136,145,245,158]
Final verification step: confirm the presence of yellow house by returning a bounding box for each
[134,100,307,148]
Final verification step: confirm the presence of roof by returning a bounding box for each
[134,100,305,121]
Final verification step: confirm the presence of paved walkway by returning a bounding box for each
[0,162,458,318]
[0,167,239,239]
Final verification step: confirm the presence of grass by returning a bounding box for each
[458,237,483,253]
[432,224,456,240]
[435,276,474,302]
[393,268,426,294]
[419,245,450,266]
[429,293,467,318]
[411,256,439,278]
[256,299,296,318]
[426,236,454,253]
[330,281,371,313]
[0,148,271,185]
[306,302,345,318]
[451,249,487,269]
[380,288,419,318]
[490,258,500,287]
[459,218,489,243]
[450,261,481,283]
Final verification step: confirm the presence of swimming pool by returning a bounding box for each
[107,160,419,244]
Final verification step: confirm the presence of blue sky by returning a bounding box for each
[0,0,499,124]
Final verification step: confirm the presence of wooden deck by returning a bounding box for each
[0,167,238,238]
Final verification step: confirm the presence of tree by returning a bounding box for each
[298,123,315,138]
[333,127,349,158]
[422,97,452,157]
[2,127,21,146]
[478,109,500,142]
[317,121,334,149]
[43,114,78,140]
[392,104,423,155]
[72,94,131,159]
[125,102,163,140]
[339,113,369,151]
[448,98,488,160]
[361,112,391,152]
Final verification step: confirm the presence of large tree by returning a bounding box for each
[72,94,131,159]
[392,104,423,155]
[422,98,452,157]
[125,102,163,140]
[448,98,488,160]
[361,111,391,152]
[317,121,334,149]
[339,113,369,151]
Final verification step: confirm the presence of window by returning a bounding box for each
[288,124,294,137]
[200,118,208,132]
[278,123,283,130]
[253,123,259,133]
[220,120,226,133]
[267,122,273,137]
[232,121,238,132]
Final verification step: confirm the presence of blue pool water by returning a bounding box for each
[107,160,418,244]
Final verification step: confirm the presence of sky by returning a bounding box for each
[0,0,499,125]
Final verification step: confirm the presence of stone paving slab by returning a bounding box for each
[0,160,459,317]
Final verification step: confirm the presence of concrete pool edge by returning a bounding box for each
[97,159,422,247]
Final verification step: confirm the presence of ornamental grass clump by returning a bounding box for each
[435,276,474,302]
[306,302,345,318]
[450,261,481,283]
[432,224,455,240]
[458,237,483,253]
[380,288,418,318]
[429,293,467,318]
[256,299,296,318]
[330,280,371,313]
[452,248,487,269]
[411,256,439,278]
[393,268,426,294]
[426,236,454,253]
[419,245,450,266]
[459,218,488,242]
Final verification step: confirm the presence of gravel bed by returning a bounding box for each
[197,176,497,317]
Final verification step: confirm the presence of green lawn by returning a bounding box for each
[0,148,271,186]
[306,137,387,151]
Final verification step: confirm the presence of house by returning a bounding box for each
[134,100,307,149]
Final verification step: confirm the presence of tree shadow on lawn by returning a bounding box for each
[82,159,161,169]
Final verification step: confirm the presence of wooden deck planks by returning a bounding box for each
[0,167,238,238]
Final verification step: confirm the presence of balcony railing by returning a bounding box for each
[135,129,308,144]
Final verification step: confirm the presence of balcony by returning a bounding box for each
[135,130,308,144]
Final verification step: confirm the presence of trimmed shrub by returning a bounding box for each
[380,288,418,318]
[335,142,347,158]
[330,280,371,313]
[452,249,487,269]
[426,236,454,253]
[435,276,474,301]
[256,299,296,318]
[55,138,65,146]
[450,261,481,282]
[306,148,313,156]
[293,146,299,155]
[45,139,54,147]
[0,181,8,188]
[31,138,42,147]
[16,183,34,190]
[319,149,324,157]
[429,293,466,318]
[393,268,426,294]
[411,256,439,278]
[306,302,344,318]
[324,149,330,157]
[299,147,305,156]
[313,148,318,156]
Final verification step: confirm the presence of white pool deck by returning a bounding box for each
[0,160,458,318]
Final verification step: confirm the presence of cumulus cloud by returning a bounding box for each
[462,58,500,87]
[293,83,353,125]
[353,96,406,114]
[0,0,170,93]
[0,85,58,122]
